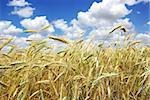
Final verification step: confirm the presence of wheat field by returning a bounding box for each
[0,27,150,100]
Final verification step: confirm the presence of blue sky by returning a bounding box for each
[0,0,99,25]
[0,0,149,32]
[0,0,150,47]
[126,2,149,33]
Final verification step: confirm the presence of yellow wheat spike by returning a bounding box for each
[24,30,39,33]
[24,25,51,33]
[109,25,127,34]
[40,25,51,31]
[128,41,141,48]
[48,36,70,44]
[0,38,13,51]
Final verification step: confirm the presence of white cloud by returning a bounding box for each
[147,21,150,25]
[53,0,149,46]
[75,0,131,28]
[53,0,134,40]
[0,21,11,31]
[0,34,13,40]
[86,18,136,46]
[8,0,30,7]
[13,34,45,48]
[113,18,135,32]
[53,0,134,38]
[53,19,69,32]
[124,0,141,6]
[3,0,149,47]
[0,16,55,48]
[11,7,35,18]
[137,11,141,14]
[66,0,149,31]
[27,34,44,40]
[123,0,149,6]
[3,25,23,34]
[0,21,23,34]
[135,33,150,46]
[13,37,28,47]
[20,16,55,33]
[8,0,35,18]
[0,34,28,51]
[53,19,84,39]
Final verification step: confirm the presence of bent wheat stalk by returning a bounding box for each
[0,38,13,51]
[48,36,70,44]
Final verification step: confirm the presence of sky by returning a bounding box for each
[0,0,150,47]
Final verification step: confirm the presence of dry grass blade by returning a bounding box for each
[0,38,13,51]
[50,81,59,97]
[49,36,70,44]
[7,45,16,54]
[109,25,127,34]
[36,80,50,84]
[29,90,40,99]
[40,25,51,31]
[92,73,118,86]
[128,41,141,48]
[10,61,25,66]
[24,25,50,34]
[54,71,65,82]
[24,30,38,33]
[40,89,45,100]
[141,68,150,77]
[0,81,8,87]
[109,25,122,34]
[0,65,12,69]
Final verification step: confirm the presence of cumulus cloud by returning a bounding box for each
[53,0,134,39]
[53,0,149,46]
[53,19,69,32]
[53,19,84,39]
[8,0,30,7]
[0,21,23,34]
[27,34,44,40]
[0,34,27,51]
[53,0,132,32]
[75,0,131,28]
[0,34,44,49]
[147,21,150,25]
[8,0,35,18]
[13,37,28,47]
[113,18,135,32]
[123,0,149,6]
[20,16,55,33]
[0,16,54,49]
[3,0,149,47]
[11,7,35,18]
[13,34,45,48]
[135,33,150,46]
